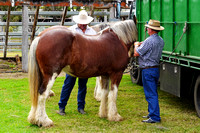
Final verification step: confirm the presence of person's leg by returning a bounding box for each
[142,68,160,122]
[77,78,88,111]
[58,74,76,111]
[116,0,121,19]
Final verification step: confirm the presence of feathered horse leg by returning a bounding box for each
[99,76,109,118]
[34,74,57,127]
[94,76,102,101]
[107,72,123,121]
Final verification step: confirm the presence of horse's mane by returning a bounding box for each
[91,23,111,32]
[110,20,138,44]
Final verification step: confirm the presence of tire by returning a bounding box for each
[194,76,200,117]
[129,57,142,86]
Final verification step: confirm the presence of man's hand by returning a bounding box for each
[134,41,142,47]
[134,42,141,57]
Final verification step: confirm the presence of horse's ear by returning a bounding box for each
[133,15,137,25]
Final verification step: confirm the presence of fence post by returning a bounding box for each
[31,6,39,43]
[104,9,108,22]
[3,6,11,59]
[22,5,29,72]
[61,6,68,26]
[109,4,115,20]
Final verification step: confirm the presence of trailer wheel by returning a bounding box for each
[130,67,143,86]
[194,76,200,117]
[130,68,142,85]
[129,57,142,85]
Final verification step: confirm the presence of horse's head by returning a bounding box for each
[110,20,138,45]
[110,20,138,57]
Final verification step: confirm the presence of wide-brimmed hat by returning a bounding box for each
[145,19,164,31]
[73,10,94,24]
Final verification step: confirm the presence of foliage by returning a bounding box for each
[40,6,64,11]
[0,75,200,132]
[0,6,22,22]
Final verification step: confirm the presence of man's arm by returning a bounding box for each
[134,42,141,57]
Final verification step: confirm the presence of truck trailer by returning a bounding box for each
[130,0,200,117]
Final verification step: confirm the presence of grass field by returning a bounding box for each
[0,74,200,133]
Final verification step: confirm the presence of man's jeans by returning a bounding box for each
[58,74,88,111]
[142,68,161,122]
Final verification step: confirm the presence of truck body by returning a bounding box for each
[131,0,200,117]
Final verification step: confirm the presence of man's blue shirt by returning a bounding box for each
[136,33,164,68]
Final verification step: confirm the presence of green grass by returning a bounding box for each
[0,75,200,133]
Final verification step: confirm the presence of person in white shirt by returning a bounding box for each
[57,10,96,115]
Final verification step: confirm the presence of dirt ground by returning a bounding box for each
[0,59,65,79]
[0,58,24,79]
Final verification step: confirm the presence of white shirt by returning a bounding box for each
[69,24,96,35]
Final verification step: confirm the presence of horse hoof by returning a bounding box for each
[28,117,36,125]
[99,112,107,118]
[95,97,101,102]
[108,114,123,121]
[28,110,36,124]
[48,90,55,97]
[38,118,54,127]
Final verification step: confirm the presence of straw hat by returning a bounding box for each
[145,19,164,31]
[73,10,94,24]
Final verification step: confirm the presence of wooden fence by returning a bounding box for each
[0,10,130,53]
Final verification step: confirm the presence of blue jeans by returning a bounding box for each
[142,68,161,122]
[58,74,88,111]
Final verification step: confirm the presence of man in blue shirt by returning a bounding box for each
[134,19,164,123]
[57,10,96,115]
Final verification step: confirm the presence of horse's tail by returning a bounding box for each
[28,37,41,108]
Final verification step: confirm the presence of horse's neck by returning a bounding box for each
[127,42,135,57]
[126,43,133,50]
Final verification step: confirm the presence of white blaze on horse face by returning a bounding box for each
[63,65,76,77]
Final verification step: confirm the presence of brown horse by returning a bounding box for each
[91,22,113,102]
[28,20,138,127]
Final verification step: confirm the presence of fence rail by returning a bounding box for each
[0,21,103,26]
[0,10,131,57]
[0,42,21,46]
[0,10,129,17]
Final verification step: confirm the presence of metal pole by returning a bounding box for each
[3,6,11,59]
[22,5,29,72]
[61,6,68,26]
[31,6,39,43]
[129,1,133,19]
[109,4,115,20]
[104,9,108,22]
